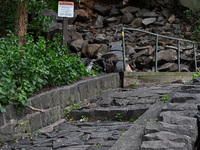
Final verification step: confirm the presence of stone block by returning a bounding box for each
[159,112,197,126]
[171,92,196,103]
[14,119,31,134]
[29,112,43,133]
[143,131,192,150]
[93,108,110,120]
[58,87,71,109]
[70,109,90,120]
[0,112,4,126]
[29,96,43,109]
[140,140,187,150]
[0,124,15,142]
[109,107,128,120]
[50,89,61,107]
[145,121,198,140]
[162,103,197,111]
[78,82,88,101]
[69,85,81,104]
[41,111,50,127]
[48,106,61,125]
[38,91,53,109]
[127,106,148,120]
[53,138,84,149]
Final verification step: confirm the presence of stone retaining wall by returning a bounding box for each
[0,73,120,142]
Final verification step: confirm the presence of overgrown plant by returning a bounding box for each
[0,32,92,112]
[161,95,169,103]
[191,72,200,81]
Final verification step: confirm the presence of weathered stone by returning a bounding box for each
[168,14,176,24]
[143,12,158,18]
[120,6,139,14]
[46,21,62,39]
[75,9,89,22]
[53,138,84,149]
[130,18,143,27]
[135,9,150,17]
[93,5,111,16]
[71,32,82,41]
[141,140,187,150]
[158,62,178,72]
[29,112,43,133]
[122,13,134,24]
[70,38,84,52]
[94,15,104,28]
[110,41,122,51]
[159,112,197,126]
[157,49,177,62]
[94,34,109,44]
[109,7,120,16]
[143,131,192,149]
[171,92,196,103]
[131,49,149,59]
[142,18,156,25]
[145,121,197,139]
[42,9,58,20]
[87,44,101,58]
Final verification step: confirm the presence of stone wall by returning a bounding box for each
[0,73,120,142]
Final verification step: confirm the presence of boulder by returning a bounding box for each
[70,38,84,52]
[122,13,134,24]
[120,6,139,14]
[157,49,177,63]
[93,5,111,16]
[75,9,89,22]
[130,18,143,28]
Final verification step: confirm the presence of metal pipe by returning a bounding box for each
[123,27,193,43]
[178,40,181,72]
[194,43,198,72]
[155,35,159,72]
[121,27,126,72]
[122,27,197,72]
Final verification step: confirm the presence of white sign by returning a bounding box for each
[58,1,74,18]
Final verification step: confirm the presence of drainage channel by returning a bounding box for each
[0,84,182,150]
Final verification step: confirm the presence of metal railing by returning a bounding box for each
[121,27,198,72]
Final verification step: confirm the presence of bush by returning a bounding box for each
[0,32,91,112]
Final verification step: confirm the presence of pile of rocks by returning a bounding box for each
[41,0,199,72]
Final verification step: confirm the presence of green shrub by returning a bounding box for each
[0,32,91,112]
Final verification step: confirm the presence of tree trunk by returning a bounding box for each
[16,0,28,46]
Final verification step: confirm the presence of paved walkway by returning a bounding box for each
[1,82,198,150]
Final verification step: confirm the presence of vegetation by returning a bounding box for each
[0,0,97,112]
[191,72,200,81]
[161,95,169,103]
[0,33,93,112]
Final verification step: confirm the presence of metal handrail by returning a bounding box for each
[121,27,197,72]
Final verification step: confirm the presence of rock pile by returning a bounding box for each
[41,0,199,72]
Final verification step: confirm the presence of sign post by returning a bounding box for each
[58,1,74,45]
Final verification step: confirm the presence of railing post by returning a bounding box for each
[155,35,159,72]
[194,43,197,72]
[178,40,181,72]
[121,27,126,72]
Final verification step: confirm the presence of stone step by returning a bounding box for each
[145,121,197,141]
[143,131,192,150]
[70,105,150,121]
[140,140,188,150]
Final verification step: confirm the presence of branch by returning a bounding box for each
[28,106,46,113]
